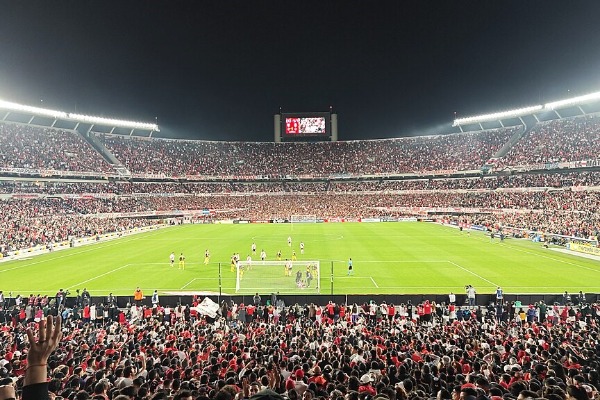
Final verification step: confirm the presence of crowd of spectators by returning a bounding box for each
[0,203,157,256]
[0,123,112,173]
[3,116,600,179]
[3,186,600,256]
[3,170,600,197]
[99,127,516,177]
[1,294,600,400]
[499,116,600,167]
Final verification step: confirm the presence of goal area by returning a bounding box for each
[235,260,320,294]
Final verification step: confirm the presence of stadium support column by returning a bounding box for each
[331,114,338,142]
[274,114,281,142]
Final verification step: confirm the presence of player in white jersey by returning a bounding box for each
[170,252,175,267]
[287,236,292,247]
[246,254,252,270]
[260,250,266,262]
[300,241,304,254]
[251,242,257,255]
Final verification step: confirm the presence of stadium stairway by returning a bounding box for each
[76,129,131,177]
[481,121,536,171]
[494,121,536,159]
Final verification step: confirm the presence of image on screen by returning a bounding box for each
[285,117,326,135]
[299,117,326,134]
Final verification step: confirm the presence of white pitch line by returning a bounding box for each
[499,243,600,273]
[69,263,133,288]
[0,228,163,274]
[370,277,379,288]
[180,278,197,289]
[447,260,498,287]
[462,228,600,272]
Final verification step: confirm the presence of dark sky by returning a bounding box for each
[1,1,600,141]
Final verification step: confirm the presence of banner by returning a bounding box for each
[568,242,600,256]
[193,297,220,318]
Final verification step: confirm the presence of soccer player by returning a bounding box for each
[300,241,305,255]
[260,249,266,262]
[178,253,186,270]
[251,242,257,255]
[306,270,312,287]
[288,236,292,247]
[230,254,237,273]
[276,250,282,261]
[295,270,302,284]
[246,254,252,270]
[292,251,297,261]
[170,252,175,267]
[347,258,353,276]
[204,249,210,265]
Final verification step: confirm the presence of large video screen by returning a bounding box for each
[285,117,326,135]
[282,113,330,137]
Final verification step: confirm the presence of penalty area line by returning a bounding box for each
[370,277,379,288]
[447,261,498,287]
[69,263,134,288]
[181,279,197,290]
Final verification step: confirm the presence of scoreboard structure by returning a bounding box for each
[274,111,338,142]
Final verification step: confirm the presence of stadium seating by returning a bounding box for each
[499,115,600,167]
[0,123,113,173]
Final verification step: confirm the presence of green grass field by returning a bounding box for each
[1,222,599,296]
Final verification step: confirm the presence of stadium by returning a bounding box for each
[2,3,600,400]
[2,93,600,304]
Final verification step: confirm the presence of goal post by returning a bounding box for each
[235,260,320,294]
[290,215,318,223]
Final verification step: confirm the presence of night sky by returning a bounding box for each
[1,1,600,141]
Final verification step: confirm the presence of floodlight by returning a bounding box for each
[453,105,543,126]
[0,98,159,131]
[544,91,600,110]
[68,113,159,131]
[0,99,68,119]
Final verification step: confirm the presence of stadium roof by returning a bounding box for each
[453,90,600,131]
[0,99,159,134]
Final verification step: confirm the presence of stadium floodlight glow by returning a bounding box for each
[68,113,159,131]
[0,99,68,119]
[0,98,159,131]
[453,105,543,126]
[544,91,600,110]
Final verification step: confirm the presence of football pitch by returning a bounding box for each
[1,222,599,296]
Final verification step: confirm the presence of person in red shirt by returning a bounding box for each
[83,305,91,323]
[358,374,376,396]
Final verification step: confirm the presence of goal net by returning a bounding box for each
[235,260,320,294]
[290,215,318,223]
